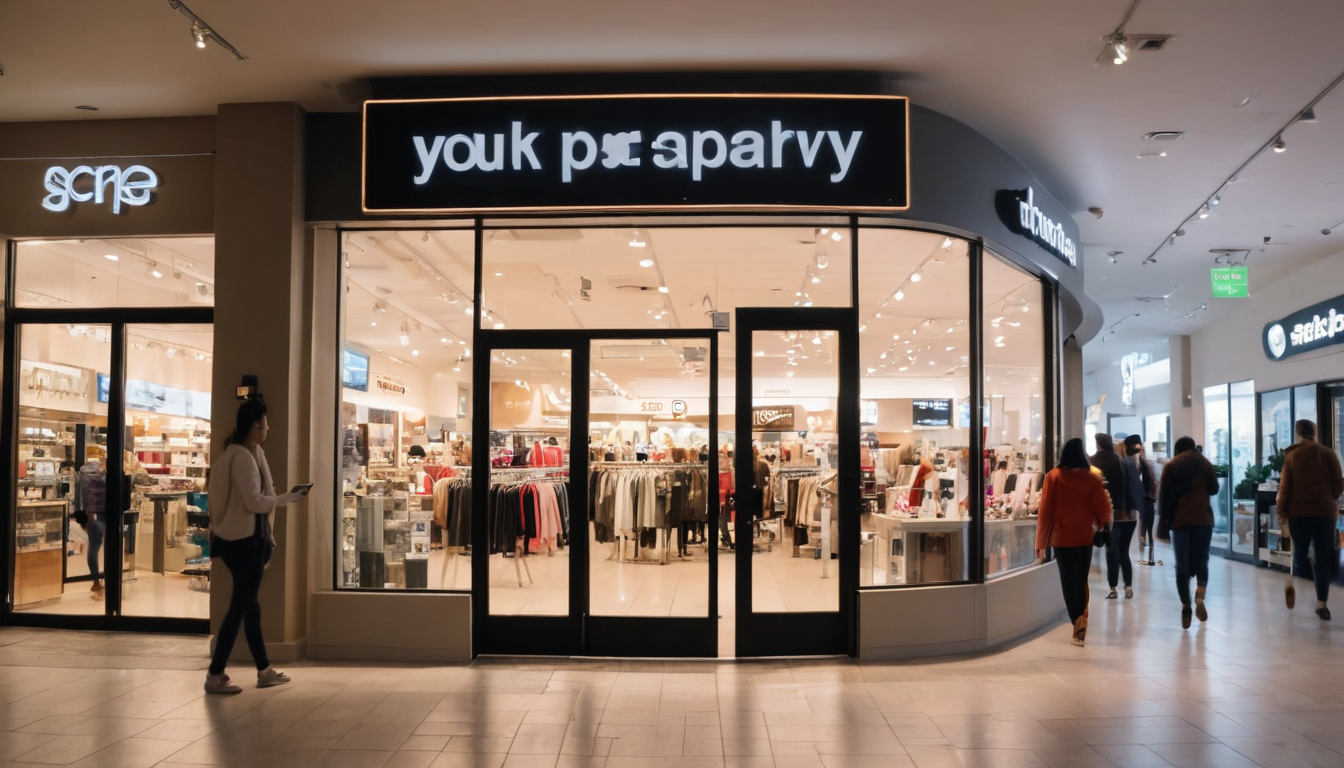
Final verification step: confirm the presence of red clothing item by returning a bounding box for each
[1035,467,1113,551]
[909,462,934,507]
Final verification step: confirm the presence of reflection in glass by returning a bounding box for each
[1203,384,1231,551]
[858,230,971,585]
[1229,380,1257,557]
[588,339,711,617]
[487,349,570,616]
[13,325,113,616]
[122,324,214,619]
[983,253,1046,577]
[337,230,476,591]
[749,330,840,612]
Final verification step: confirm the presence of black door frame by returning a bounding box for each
[2,295,213,633]
[733,307,859,657]
[472,327,720,657]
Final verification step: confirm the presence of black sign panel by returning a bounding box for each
[752,406,796,432]
[362,94,909,213]
[1262,292,1344,360]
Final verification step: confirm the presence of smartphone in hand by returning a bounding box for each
[290,483,313,495]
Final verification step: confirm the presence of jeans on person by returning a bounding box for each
[1288,515,1337,604]
[1171,526,1213,606]
[1053,545,1093,624]
[1106,520,1137,588]
[208,536,273,676]
[86,516,105,581]
[1139,500,1156,543]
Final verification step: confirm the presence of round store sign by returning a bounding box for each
[1262,292,1344,360]
[1266,324,1287,359]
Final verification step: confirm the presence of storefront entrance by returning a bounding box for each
[470,311,858,658]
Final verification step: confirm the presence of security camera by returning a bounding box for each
[1088,207,1104,219]
[1263,236,1272,244]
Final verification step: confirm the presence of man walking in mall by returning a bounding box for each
[1157,436,1221,629]
[1091,434,1132,599]
[1278,419,1344,621]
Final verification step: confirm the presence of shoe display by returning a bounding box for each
[1181,606,1193,629]
[204,673,242,695]
[257,667,291,688]
[1286,582,1296,610]
[1125,586,1133,600]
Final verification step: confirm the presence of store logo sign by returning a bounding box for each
[1263,292,1344,360]
[42,165,159,215]
[996,187,1077,267]
[363,94,910,213]
[752,406,795,432]
[372,373,407,396]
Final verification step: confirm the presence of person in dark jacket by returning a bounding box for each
[1157,436,1221,629]
[1036,438,1113,646]
[1091,434,1133,599]
[1123,435,1160,565]
[1278,420,1344,620]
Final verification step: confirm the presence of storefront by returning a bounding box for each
[4,74,1102,660]
[1,117,216,633]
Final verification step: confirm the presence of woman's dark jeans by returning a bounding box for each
[1171,526,1213,607]
[1053,545,1093,623]
[208,536,272,676]
[86,516,105,580]
[1106,520,1137,588]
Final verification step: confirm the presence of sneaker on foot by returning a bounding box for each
[1125,586,1134,600]
[204,673,242,695]
[1195,600,1208,623]
[1181,606,1193,629]
[1070,634,1085,647]
[1317,607,1332,621]
[1286,582,1296,610]
[256,667,291,688]
[1106,589,1118,600]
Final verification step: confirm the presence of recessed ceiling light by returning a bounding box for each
[1137,151,1167,159]
[638,258,654,268]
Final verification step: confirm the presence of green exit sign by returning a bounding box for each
[1211,266,1249,298]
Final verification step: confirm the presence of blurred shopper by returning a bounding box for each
[1092,434,1134,600]
[1124,435,1160,566]
[1157,436,1220,629]
[1278,420,1344,621]
[1036,438,1113,646]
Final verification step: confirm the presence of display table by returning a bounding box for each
[869,515,969,584]
[15,500,67,606]
[147,492,189,574]
[985,517,1039,576]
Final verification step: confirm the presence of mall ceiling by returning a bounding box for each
[3,0,1344,372]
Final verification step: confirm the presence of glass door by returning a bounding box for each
[473,343,581,655]
[734,309,858,657]
[584,335,718,657]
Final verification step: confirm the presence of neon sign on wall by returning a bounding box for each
[42,165,159,215]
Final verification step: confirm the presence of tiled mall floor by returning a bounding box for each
[3,552,1343,768]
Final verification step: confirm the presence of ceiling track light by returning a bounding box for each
[1272,135,1287,153]
[167,0,248,60]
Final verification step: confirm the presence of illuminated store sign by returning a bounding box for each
[752,406,795,431]
[1263,292,1344,360]
[372,373,407,396]
[42,165,158,215]
[363,94,910,213]
[995,187,1078,267]
[1211,266,1249,298]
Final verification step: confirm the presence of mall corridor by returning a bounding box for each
[0,555,1340,768]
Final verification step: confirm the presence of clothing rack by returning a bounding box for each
[590,462,709,564]
[487,472,569,587]
[592,461,706,469]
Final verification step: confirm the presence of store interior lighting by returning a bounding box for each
[167,0,248,59]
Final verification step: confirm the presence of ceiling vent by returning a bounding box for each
[1143,131,1187,143]
[1132,35,1174,51]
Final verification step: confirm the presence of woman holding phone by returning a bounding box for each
[204,396,309,694]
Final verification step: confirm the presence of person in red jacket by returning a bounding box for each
[1036,438,1114,646]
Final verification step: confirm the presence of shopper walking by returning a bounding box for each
[1036,438,1113,646]
[205,396,309,694]
[1156,436,1220,629]
[1091,434,1134,600]
[1278,419,1344,620]
[1124,435,1159,566]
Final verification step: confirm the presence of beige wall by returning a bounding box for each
[0,118,215,238]
[209,103,311,663]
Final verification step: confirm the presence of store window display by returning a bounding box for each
[857,229,972,585]
[337,229,476,590]
[982,252,1046,577]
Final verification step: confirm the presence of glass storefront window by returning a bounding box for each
[1261,389,1291,465]
[858,229,971,585]
[15,238,215,308]
[1294,385,1317,427]
[481,226,852,331]
[983,251,1046,578]
[1229,380,1256,557]
[337,229,475,590]
[1203,384,1231,551]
